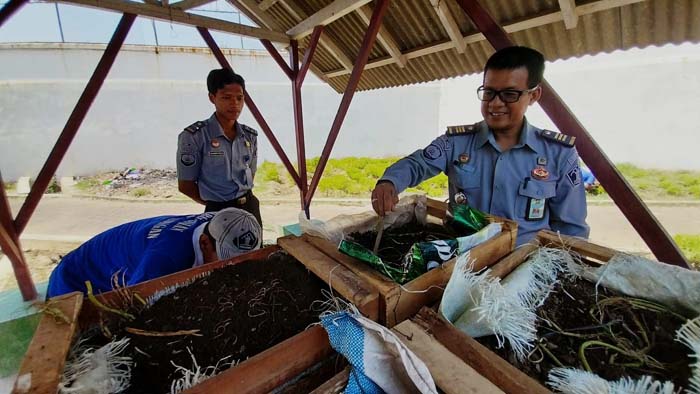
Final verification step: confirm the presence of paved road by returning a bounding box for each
[7,196,700,255]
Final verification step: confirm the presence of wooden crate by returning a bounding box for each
[280,198,517,327]
[13,246,378,394]
[407,230,627,394]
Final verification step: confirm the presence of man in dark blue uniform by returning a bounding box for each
[47,208,261,298]
[372,46,589,245]
[177,69,262,226]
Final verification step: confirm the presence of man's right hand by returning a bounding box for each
[371,181,399,216]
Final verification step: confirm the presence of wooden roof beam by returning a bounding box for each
[257,0,278,11]
[325,0,645,78]
[356,4,406,68]
[172,0,215,10]
[278,0,353,71]
[558,0,578,29]
[54,0,289,42]
[430,0,466,54]
[286,0,372,40]
[228,0,331,81]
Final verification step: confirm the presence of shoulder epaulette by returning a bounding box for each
[539,129,576,147]
[240,124,258,136]
[184,121,206,134]
[445,123,478,136]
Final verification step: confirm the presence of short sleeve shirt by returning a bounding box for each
[177,113,258,202]
[380,120,589,245]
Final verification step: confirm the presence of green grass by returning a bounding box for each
[3,182,15,192]
[674,234,700,270]
[46,178,61,194]
[131,188,151,197]
[75,178,101,191]
[253,159,700,200]
[616,163,700,199]
[258,161,282,183]
[0,314,41,377]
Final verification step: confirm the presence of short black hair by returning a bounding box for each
[484,46,545,88]
[207,68,245,95]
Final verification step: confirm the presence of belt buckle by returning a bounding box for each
[237,196,247,205]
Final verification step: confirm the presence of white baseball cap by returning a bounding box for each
[208,208,262,260]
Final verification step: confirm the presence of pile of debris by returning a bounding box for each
[76,168,181,199]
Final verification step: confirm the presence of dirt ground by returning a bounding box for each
[1,196,699,292]
[0,240,81,292]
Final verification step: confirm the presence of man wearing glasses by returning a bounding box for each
[371,46,589,245]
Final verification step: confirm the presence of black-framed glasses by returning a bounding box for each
[477,85,538,103]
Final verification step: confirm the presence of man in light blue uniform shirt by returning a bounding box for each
[177,69,261,226]
[47,208,261,298]
[372,46,589,245]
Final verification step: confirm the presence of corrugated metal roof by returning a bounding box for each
[238,0,700,92]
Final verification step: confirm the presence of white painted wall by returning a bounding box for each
[0,44,440,181]
[440,44,700,170]
[1,43,699,182]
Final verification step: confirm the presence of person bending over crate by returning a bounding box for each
[47,208,261,298]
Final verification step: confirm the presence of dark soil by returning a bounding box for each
[477,275,692,389]
[81,251,330,394]
[348,219,468,263]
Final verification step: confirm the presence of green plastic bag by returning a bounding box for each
[338,239,426,284]
[448,205,488,233]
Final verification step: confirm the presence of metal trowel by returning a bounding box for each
[372,216,384,255]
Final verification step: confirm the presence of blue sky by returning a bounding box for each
[0,0,265,49]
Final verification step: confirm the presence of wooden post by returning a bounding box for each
[13,292,84,394]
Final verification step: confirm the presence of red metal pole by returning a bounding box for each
[456,0,689,268]
[290,40,310,214]
[261,39,293,80]
[0,172,36,300]
[14,13,136,236]
[262,31,323,215]
[297,26,324,88]
[0,0,26,28]
[306,0,391,206]
[197,27,302,188]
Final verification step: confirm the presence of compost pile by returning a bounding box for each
[478,273,693,388]
[348,219,465,263]
[84,251,327,394]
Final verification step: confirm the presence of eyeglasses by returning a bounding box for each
[477,86,538,103]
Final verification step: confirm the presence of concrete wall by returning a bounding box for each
[440,44,700,170]
[0,44,441,181]
[2,43,700,182]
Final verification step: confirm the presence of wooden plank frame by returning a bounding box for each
[392,319,504,393]
[13,292,83,394]
[279,198,517,327]
[15,245,378,393]
[408,230,626,393]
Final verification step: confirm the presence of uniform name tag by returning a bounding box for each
[526,198,546,221]
[209,151,224,157]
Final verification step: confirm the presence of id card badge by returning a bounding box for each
[526,198,546,221]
